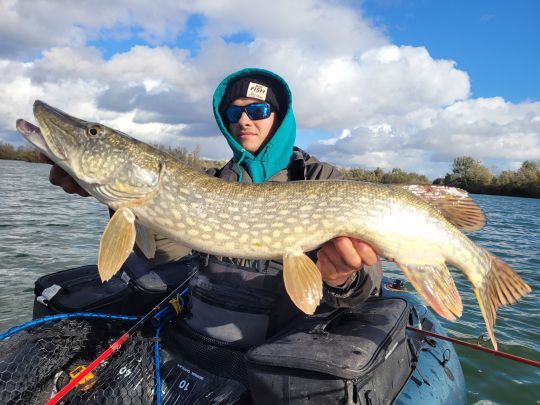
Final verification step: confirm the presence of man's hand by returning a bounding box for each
[39,153,90,197]
[317,236,377,287]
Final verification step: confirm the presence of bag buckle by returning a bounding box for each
[36,284,62,306]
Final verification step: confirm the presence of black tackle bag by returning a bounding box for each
[245,297,413,405]
[33,253,198,318]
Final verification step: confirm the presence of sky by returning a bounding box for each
[1,0,539,180]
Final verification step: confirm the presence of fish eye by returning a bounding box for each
[87,125,103,137]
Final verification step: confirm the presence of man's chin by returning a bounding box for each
[238,140,261,154]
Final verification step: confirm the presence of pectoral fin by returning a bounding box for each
[283,251,323,315]
[135,223,156,259]
[98,207,136,282]
[397,261,463,320]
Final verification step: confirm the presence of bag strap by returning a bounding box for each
[308,307,349,335]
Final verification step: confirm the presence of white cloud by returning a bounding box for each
[194,0,386,55]
[309,96,540,178]
[0,0,193,58]
[421,98,540,161]
[1,0,539,179]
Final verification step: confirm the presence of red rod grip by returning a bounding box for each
[46,332,130,405]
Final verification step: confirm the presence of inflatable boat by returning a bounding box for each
[0,255,466,404]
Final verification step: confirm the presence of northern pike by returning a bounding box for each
[16,100,531,350]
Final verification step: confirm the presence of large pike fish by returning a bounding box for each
[17,100,530,350]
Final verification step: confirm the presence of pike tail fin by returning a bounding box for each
[474,252,531,351]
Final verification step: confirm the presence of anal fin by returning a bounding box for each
[98,207,136,282]
[283,251,323,315]
[397,261,463,320]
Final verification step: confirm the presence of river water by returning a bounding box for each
[0,159,538,404]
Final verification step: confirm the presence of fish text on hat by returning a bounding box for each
[246,82,268,101]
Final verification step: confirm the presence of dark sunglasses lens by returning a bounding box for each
[225,104,271,123]
[245,104,271,120]
[225,106,242,123]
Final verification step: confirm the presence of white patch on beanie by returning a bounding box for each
[246,82,268,101]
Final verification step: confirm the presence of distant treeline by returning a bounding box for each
[2,142,539,197]
[149,143,226,171]
[340,167,430,185]
[434,156,540,198]
[0,141,430,184]
[0,141,225,171]
[0,143,40,162]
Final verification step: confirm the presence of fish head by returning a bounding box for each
[16,100,164,208]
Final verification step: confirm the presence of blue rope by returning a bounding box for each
[154,289,188,405]
[0,287,191,404]
[155,323,164,405]
[0,312,139,340]
[179,292,186,310]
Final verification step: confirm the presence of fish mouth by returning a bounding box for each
[16,100,87,163]
[15,118,53,158]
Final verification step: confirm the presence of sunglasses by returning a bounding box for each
[225,103,272,123]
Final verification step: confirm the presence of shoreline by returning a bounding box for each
[2,156,538,199]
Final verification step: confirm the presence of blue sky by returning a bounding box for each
[361,0,539,102]
[1,0,539,179]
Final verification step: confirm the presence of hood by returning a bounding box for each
[212,68,296,183]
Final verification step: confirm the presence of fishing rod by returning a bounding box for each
[46,268,198,405]
[406,326,540,368]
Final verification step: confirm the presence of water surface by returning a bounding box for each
[0,160,538,403]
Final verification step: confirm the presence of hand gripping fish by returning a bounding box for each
[17,100,531,350]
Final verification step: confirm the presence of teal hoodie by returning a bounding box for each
[212,68,296,183]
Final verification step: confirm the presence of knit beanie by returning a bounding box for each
[219,74,287,122]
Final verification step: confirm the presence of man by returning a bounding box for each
[42,68,382,346]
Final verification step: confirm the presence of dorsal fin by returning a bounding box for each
[402,185,486,232]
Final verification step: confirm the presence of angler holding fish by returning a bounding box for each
[16,68,530,355]
[28,68,383,347]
